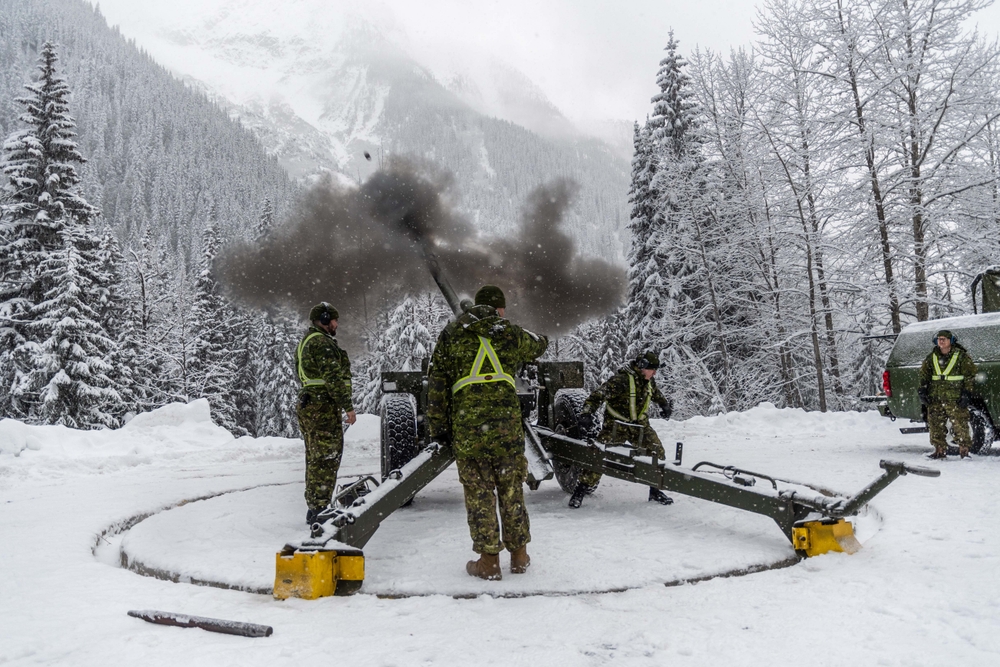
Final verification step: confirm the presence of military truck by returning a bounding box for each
[880,268,1000,454]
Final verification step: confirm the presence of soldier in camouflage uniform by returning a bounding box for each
[296,303,356,524]
[572,351,674,508]
[919,329,978,459]
[426,285,548,580]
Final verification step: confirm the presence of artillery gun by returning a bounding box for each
[275,261,939,600]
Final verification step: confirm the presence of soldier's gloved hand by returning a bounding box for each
[958,390,971,409]
[659,399,673,420]
[345,410,357,425]
[577,413,595,434]
[917,387,930,406]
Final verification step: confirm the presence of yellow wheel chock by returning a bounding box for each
[792,519,861,557]
[273,546,365,600]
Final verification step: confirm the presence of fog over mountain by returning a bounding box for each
[88,0,632,262]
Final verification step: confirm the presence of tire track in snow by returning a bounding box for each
[97,482,882,600]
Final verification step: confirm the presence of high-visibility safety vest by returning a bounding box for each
[296,332,328,387]
[931,352,964,382]
[452,336,516,394]
[604,372,652,423]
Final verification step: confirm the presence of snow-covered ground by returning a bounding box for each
[2,400,999,665]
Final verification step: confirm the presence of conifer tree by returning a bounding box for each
[0,42,117,426]
[187,213,242,433]
[356,309,391,414]
[95,228,139,420]
[626,33,704,364]
[384,296,433,372]
[231,199,300,437]
[623,121,661,361]
[597,310,630,385]
[128,230,182,410]
[255,309,300,437]
[24,220,121,428]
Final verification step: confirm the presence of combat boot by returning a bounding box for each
[466,553,502,581]
[648,487,674,505]
[510,546,530,574]
[960,446,970,459]
[568,483,588,509]
[929,447,947,460]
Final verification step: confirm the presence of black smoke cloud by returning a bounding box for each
[217,161,625,340]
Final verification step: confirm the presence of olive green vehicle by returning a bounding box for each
[880,269,1000,454]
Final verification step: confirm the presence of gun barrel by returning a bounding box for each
[424,251,466,317]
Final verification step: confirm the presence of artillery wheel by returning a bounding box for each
[970,406,995,455]
[380,393,419,480]
[552,388,597,494]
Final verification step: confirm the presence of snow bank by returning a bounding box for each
[344,413,380,456]
[672,402,884,439]
[0,399,301,484]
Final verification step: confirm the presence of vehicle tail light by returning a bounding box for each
[882,370,892,398]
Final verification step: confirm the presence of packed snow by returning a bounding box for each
[2,400,999,665]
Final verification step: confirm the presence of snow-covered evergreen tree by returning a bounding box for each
[624,32,725,415]
[21,220,121,428]
[231,199,300,437]
[384,297,433,367]
[623,121,663,361]
[95,228,138,421]
[355,292,452,414]
[253,309,301,437]
[355,309,391,414]
[0,42,120,426]
[127,230,183,410]
[186,214,242,433]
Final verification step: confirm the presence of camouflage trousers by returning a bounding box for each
[455,451,530,555]
[579,421,665,491]
[928,401,971,454]
[297,397,344,511]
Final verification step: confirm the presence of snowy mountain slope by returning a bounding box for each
[91,0,631,261]
[432,51,576,141]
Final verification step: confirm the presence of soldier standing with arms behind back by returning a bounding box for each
[572,351,674,509]
[918,329,978,459]
[296,303,356,525]
[426,285,548,581]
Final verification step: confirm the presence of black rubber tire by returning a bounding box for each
[380,393,419,480]
[970,406,994,455]
[552,388,596,493]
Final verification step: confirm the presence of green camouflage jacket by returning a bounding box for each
[427,304,548,458]
[919,344,977,403]
[296,326,354,411]
[582,363,672,425]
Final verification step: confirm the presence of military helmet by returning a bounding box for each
[309,302,339,324]
[474,285,506,309]
[635,351,660,369]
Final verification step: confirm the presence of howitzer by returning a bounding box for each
[274,262,940,600]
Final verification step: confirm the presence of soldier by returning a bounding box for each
[426,285,548,581]
[572,351,674,509]
[296,302,356,524]
[918,329,978,459]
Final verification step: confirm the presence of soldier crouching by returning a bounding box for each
[572,351,674,508]
[426,285,548,580]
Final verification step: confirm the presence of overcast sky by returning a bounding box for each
[94,0,1000,126]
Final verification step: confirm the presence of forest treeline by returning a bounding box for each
[366,0,1000,419]
[3,0,999,432]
